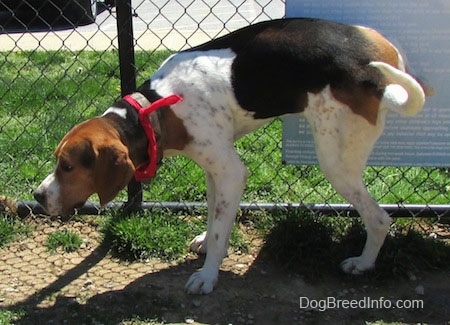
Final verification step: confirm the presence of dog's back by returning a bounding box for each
[158,18,424,125]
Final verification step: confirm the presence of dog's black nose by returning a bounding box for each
[33,190,46,207]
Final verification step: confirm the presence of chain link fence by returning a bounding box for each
[0,0,449,218]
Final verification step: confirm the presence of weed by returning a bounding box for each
[229,225,250,253]
[101,210,250,261]
[45,230,83,253]
[261,209,345,278]
[102,210,203,261]
[0,309,24,325]
[0,217,17,248]
[377,225,450,277]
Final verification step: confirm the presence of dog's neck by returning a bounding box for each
[102,96,164,178]
[103,93,190,181]
[102,81,190,180]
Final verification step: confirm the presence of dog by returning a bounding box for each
[34,18,426,294]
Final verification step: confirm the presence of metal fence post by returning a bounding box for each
[115,0,142,212]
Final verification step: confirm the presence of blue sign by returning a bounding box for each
[283,0,450,167]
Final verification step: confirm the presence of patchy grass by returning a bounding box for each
[45,230,83,253]
[101,210,203,261]
[258,209,450,281]
[101,210,249,262]
[0,215,31,248]
[377,223,450,277]
[0,309,24,325]
[98,206,449,283]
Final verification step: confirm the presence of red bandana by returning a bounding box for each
[123,93,183,181]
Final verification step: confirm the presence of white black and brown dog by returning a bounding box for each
[34,18,427,294]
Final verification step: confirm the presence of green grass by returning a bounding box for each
[0,309,24,325]
[101,210,249,261]
[99,206,449,280]
[0,49,170,199]
[0,215,31,248]
[45,229,83,253]
[102,211,202,261]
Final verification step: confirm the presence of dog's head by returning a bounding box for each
[34,118,135,217]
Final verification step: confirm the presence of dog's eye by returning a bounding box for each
[60,161,73,172]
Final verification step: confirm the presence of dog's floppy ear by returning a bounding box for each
[94,141,135,206]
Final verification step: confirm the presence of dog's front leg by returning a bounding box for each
[189,172,216,254]
[185,153,248,294]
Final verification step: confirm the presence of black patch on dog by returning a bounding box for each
[188,18,384,119]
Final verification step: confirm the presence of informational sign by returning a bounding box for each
[282,0,450,167]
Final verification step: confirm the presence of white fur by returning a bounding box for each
[151,50,263,293]
[35,173,61,216]
[102,106,127,119]
[151,49,272,143]
[369,61,425,116]
[384,84,409,107]
[149,49,384,293]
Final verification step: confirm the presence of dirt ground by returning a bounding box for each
[0,215,449,325]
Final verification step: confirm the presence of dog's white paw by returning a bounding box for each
[189,231,207,254]
[185,269,218,295]
[341,256,375,275]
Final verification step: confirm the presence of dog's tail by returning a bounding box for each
[370,61,426,116]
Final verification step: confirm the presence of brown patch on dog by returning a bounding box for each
[159,107,193,151]
[93,140,135,206]
[356,26,399,67]
[330,26,401,125]
[332,88,382,125]
[54,118,135,212]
